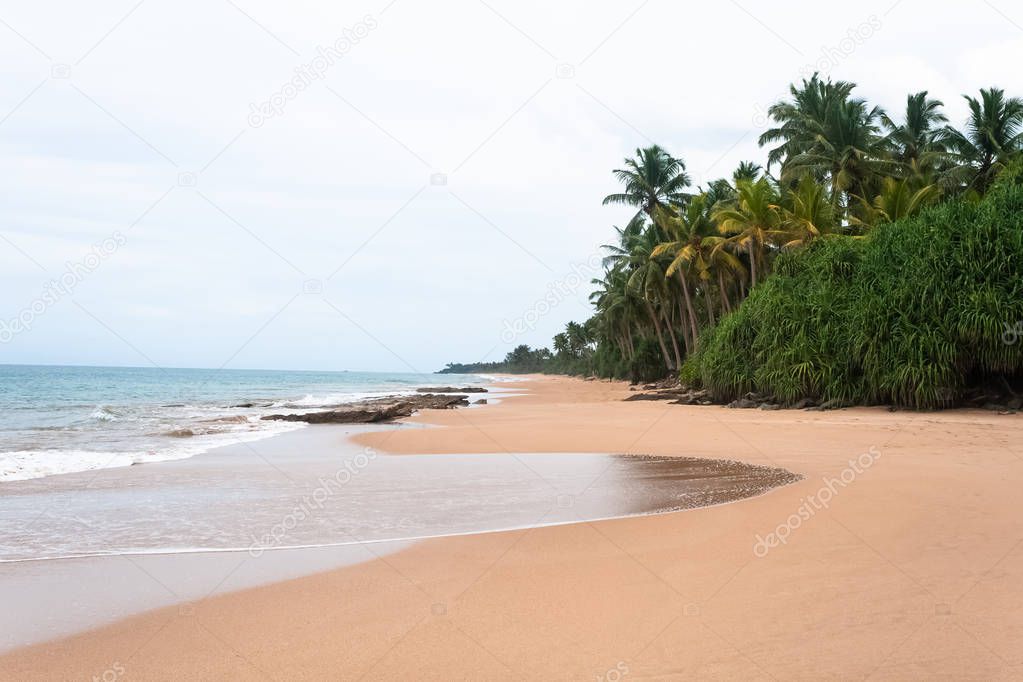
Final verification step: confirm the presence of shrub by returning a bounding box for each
[687,180,1023,408]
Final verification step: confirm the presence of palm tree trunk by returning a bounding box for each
[718,270,732,314]
[676,271,700,349]
[704,284,716,327]
[644,299,673,370]
[749,247,758,289]
[676,299,691,356]
[662,311,682,371]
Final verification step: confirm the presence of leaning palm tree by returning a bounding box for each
[943,87,1023,195]
[602,145,692,218]
[713,178,784,288]
[602,224,679,369]
[652,196,743,343]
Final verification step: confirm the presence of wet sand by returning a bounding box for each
[3,375,1023,679]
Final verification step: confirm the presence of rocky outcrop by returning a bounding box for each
[415,386,488,393]
[261,394,470,424]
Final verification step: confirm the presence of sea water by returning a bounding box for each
[0,364,488,481]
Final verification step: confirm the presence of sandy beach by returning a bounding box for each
[3,375,1023,680]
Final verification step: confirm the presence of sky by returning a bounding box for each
[1,0,1021,372]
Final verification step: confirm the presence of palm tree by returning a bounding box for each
[759,74,858,172]
[602,224,680,369]
[779,175,837,248]
[881,91,949,171]
[602,145,692,218]
[653,196,743,343]
[733,161,763,184]
[851,177,941,228]
[713,178,783,288]
[760,74,891,210]
[589,267,641,362]
[944,87,1023,194]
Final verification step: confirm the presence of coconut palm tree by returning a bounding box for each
[602,145,692,218]
[759,74,858,172]
[779,175,838,248]
[880,91,949,171]
[760,74,891,211]
[713,178,784,288]
[602,224,680,369]
[850,177,941,228]
[652,196,743,343]
[733,161,763,184]
[943,87,1023,194]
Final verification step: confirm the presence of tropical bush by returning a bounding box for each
[684,179,1023,408]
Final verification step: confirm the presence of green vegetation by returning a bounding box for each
[444,75,1023,405]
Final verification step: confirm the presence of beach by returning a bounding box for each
[3,374,1023,680]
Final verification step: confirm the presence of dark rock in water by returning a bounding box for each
[792,398,817,410]
[759,403,782,411]
[1008,397,1022,411]
[473,398,488,405]
[262,394,470,424]
[983,403,1008,412]
[415,386,488,393]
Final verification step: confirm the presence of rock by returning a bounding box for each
[792,398,817,410]
[473,398,488,405]
[813,399,847,411]
[983,403,1008,412]
[759,403,782,411]
[262,394,470,424]
[727,398,757,409]
[1008,397,1022,411]
[415,386,487,393]
[163,428,194,437]
[624,389,691,402]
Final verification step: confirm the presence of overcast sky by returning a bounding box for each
[1,0,1020,372]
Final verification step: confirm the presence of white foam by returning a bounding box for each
[0,420,306,483]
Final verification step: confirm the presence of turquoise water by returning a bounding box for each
[0,365,489,481]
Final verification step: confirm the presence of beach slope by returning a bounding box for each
[3,375,1023,680]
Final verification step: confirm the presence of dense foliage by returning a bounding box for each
[686,174,1023,408]
[443,75,1023,404]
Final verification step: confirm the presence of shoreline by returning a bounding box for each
[3,375,1023,679]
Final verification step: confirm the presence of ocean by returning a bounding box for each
[0,364,490,482]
